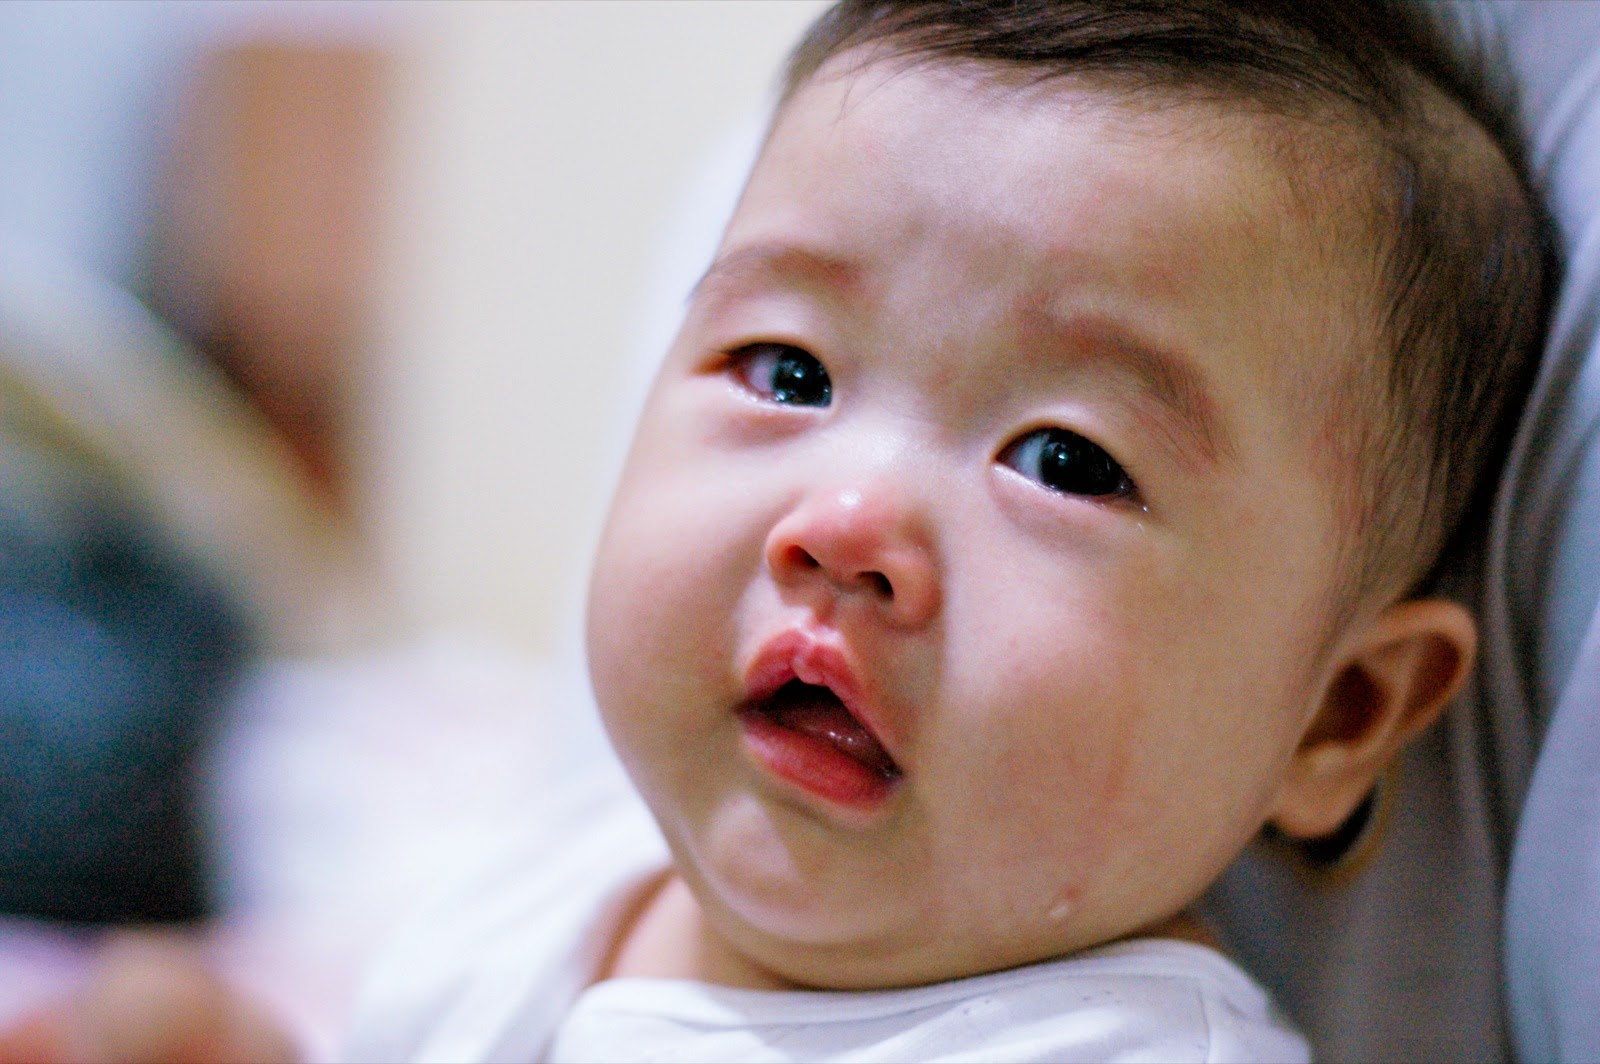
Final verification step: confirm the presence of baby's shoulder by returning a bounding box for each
[342,768,667,1063]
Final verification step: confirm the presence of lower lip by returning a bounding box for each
[738,710,899,814]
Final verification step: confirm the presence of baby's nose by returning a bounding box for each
[764,483,940,629]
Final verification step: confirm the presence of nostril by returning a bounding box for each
[773,539,892,598]
[779,545,820,572]
[764,496,938,626]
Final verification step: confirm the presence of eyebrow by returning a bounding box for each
[690,242,863,305]
[1017,301,1239,472]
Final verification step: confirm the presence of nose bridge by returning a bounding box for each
[764,431,941,627]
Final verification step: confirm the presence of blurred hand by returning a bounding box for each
[0,930,298,1064]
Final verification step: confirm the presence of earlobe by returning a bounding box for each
[1270,597,1477,840]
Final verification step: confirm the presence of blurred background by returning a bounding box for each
[0,0,826,1056]
[2,0,827,654]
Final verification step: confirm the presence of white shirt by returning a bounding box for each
[344,771,1307,1063]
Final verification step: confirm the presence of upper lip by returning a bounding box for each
[740,628,902,762]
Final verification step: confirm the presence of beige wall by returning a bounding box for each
[360,1,829,656]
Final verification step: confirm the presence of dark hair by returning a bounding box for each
[781,0,1549,606]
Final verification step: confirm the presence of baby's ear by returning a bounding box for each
[1269,597,1476,840]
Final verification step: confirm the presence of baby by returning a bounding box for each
[348,0,1546,1060]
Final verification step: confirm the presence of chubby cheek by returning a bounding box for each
[1075,556,1323,886]
[909,592,1150,936]
[922,550,1276,942]
[586,449,751,798]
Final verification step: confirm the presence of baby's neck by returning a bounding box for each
[1134,909,1222,952]
[600,872,1223,992]
[601,872,797,990]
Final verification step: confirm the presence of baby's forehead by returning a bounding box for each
[809,54,1389,336]
[762,55,1386,317]
[752,55,1391,430]
[800,50,1390,265]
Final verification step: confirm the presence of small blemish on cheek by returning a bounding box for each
[1047,884,1083,922]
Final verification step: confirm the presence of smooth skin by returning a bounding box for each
[588,54,1474,992]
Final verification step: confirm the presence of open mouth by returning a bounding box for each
[738,679,902,809]
[762,679,901,778]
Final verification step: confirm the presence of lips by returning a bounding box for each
[737,635,902,812]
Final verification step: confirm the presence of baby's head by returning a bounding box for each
[586,0,1546,990]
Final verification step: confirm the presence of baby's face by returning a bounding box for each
[588,56,1373,988]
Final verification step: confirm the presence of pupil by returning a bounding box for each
[1041,432,1124,496]
[772,352,830,406]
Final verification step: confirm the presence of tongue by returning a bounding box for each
[768,682,899,779]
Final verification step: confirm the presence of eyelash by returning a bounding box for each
[721,343,1138,504]
[998,428,1138,502]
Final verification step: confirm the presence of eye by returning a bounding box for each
[730,343,831,407]
[1000,428,1135,499]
